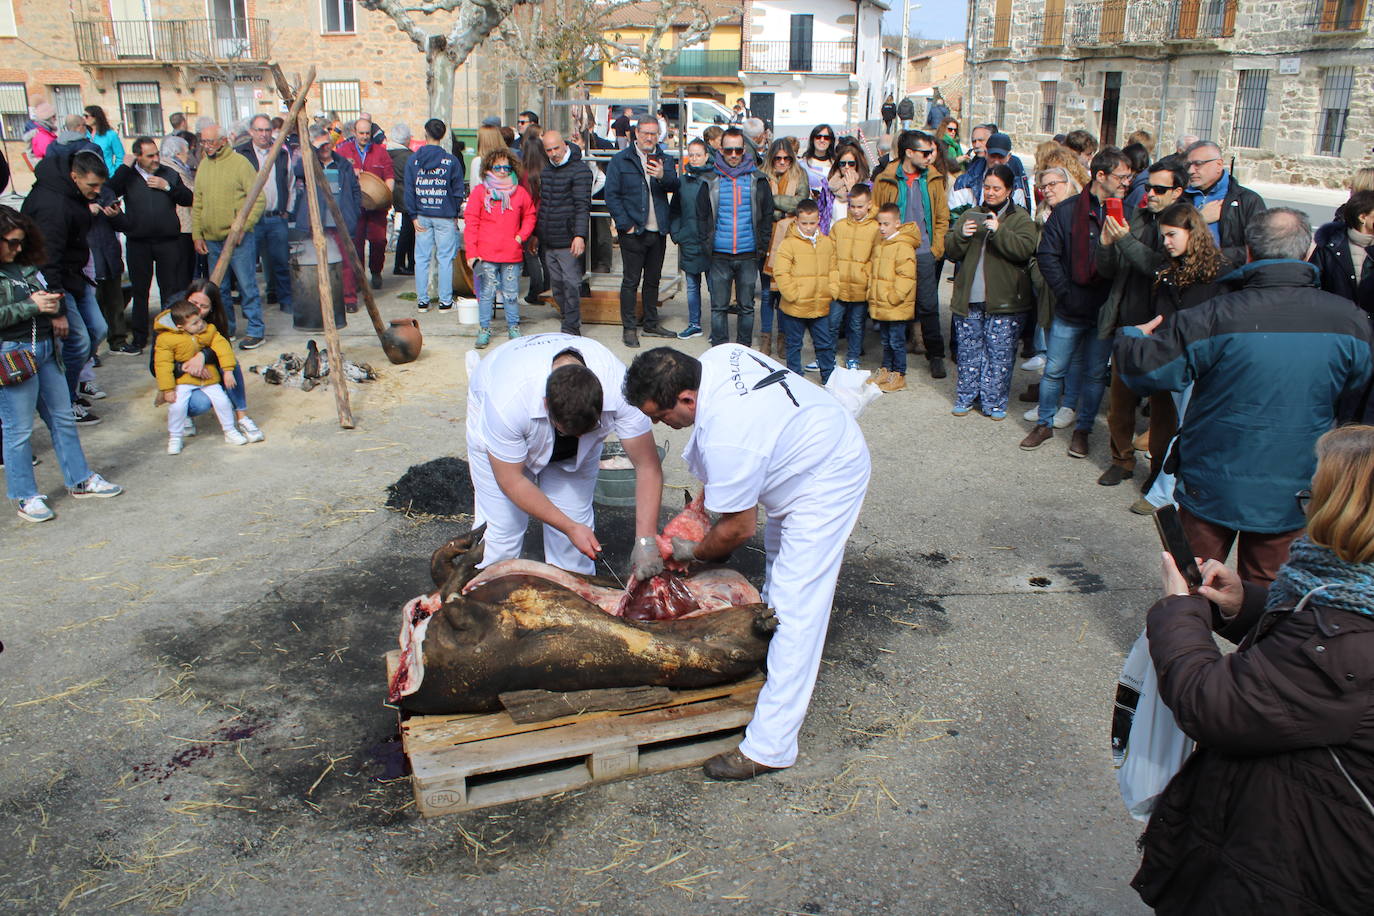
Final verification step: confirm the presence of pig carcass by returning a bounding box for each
[389,526,775,714]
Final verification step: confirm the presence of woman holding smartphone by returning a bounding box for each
[0,206,122,522]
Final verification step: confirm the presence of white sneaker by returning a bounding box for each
[69,473,122,498]
[224,428,249,446]
[804,361,820,372]
[1053,407,1076,429]
[1020,355,1046,372]
[78,379,107,400]
[1023,406,1039,422]
[237,417,264,443]
[167,436,184,455]
[183,418,197,437]
[17,495,53,522]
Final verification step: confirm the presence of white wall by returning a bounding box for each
[749,0,856,42]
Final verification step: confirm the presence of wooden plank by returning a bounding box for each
[500,685,675,723]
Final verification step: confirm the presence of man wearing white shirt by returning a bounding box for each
[623,345,871,779]
[466,333,665,574]
[236,114,293,312]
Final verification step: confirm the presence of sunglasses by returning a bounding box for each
[722,147,745,156]
[0,236,23,248]
[1146,183,1176,195]
[838,160,857,166]
[773,155,793,162]
[815,134,833,141]
[914,147,935,156]
[947,126,958,132]
[490,164,513,173]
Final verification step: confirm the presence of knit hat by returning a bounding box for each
[31,101,55,123]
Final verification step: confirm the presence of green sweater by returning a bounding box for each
[944,204,1039,316]
[191,146,263,241]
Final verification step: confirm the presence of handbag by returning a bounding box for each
[0,319,38,387]
[762,216,794,277]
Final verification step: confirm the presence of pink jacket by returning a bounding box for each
[464,184,536,263]
[31,126,56,159]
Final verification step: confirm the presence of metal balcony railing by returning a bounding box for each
[744,40,856,73]
[1030,10,1068,46]
[1169,0,1237,38]
[663,49,742,79]
[1066,0,1234,45]
[74,18,271,65]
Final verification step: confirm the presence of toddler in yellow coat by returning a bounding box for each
[867,203,918,392]
[830,185,882,369]
[772,199,839,381]
[154,299,247,454]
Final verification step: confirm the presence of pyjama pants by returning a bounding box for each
[168,383,234,435]
[353,208,388,276]
[953,307,1025,413]
[618,229,665,330]
[469,446,600,575]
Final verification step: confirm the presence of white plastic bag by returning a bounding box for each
[824,366,882,419]
[1113,629,1194,822]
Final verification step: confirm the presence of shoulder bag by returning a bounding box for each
[0,319,38,387]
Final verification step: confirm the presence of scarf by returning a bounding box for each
[1070,188,1101,286]
[483,171,515,213]
[715,151,756,181]
[1266,537,1374,618]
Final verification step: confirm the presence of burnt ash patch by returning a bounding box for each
[1048,561,1106,594]
[386,456,475,517]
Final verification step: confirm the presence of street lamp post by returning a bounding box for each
[898,0,922,113]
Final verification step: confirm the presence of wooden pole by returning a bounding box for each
[296,107,354,429]
[207,65,317,287]
[305,151,387,339]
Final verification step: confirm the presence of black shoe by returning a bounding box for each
[928,357,947,379]
[266,294,278,305]
[641,324,675,338]
[370,274,383,290]
[1098,464,1133,487]
[239,336,265,350]
[91,354,102,368]
[623,328,640,348]
[393,267,414,276]
[110,343,143,356]
[437,302,453,312]
[72,402,101,425]
[524,293,544,305]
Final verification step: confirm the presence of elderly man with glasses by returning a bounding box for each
[1183,140,1267,265]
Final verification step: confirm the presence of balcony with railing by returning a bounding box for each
[1064,0,1234,46]
[743,40,856,74]
[663,49,742,79]
[74,19,271,66]
[1308,0,1370,31]
[1030,10,1067,47]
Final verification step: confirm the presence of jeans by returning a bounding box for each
[708,254,757,346]
[127,236,190,348]
[1037,318,1112,430]
[914,250,944,359]
[414,216,459,307]
[479,261,522,329]
[618,229,666,329]
[780,311,837,382]
[185,365,248,416]
[952,307,1026,413]
[253,215,293,309]
[833,300,866,364]
[205,235,263,339]
[546,247,583,334]
[879,321,907,374]
[757,262,775,334]
[685,272,702,328]
[0,338,91,499]
[60,285,106,400]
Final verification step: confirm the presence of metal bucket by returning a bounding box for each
[290,240,347,331]
[593,440,667,507]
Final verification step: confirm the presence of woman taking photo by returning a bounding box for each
[1135,423,1374,915]
[0,206,122,522]
[945,164,1038,419]
[758,138,811,358]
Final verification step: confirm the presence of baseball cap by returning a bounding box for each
[986,132,1012,156]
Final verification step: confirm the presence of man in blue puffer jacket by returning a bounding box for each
[403,118,467,312]
[696,127,774,347]
[605,117,680,347]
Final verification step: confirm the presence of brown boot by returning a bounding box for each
[757,332,772,357]
[703,748,784,780]
[879,371,906,392]
[872,368,891,387]
[1019,424,1054,450]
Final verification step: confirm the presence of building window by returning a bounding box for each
[1231,69,1268,148]
[322,0,355,34]
[117,82,162,137]
[50,85,83,120]
[1316,66,1354,156]
[319,80,361,124]
[1040,81,1057,134]
[0,82,27,141]
[1189,70,1218,140]
[1315,0,1368,31]
[0,0,16,38]
[991,80,1007,128]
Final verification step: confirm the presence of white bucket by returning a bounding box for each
[456,298,479,325]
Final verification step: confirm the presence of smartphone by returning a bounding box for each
[1105,198,1125,223]
[1153,505,1203,590]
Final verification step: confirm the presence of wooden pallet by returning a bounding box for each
[384,651,763,817]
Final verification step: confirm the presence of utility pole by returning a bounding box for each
[898,1,922,107]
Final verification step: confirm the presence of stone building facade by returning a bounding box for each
[964,0,1374,187]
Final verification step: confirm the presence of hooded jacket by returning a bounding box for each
[20,142,95,298]
[945,201,1038,317]
[107,161,193,240]
[697,165,774,258]
[867,224,918,321]
[404,144,466,219]
[536,142,592,249]
[154,320,236,390]
[773,222,838,319]
[192,143,263,242]
[668,163,714,275]
[871,161,949,259]
[1115,259,1374,532]
[1311,218,1374,318]
[830,212,882,302]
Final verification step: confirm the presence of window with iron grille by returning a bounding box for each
[1230,69,1268,148]
[1316,66,1354,156]
[992,80,1007,128]
[0,82,26,141]
[319,80,361,123]
[1041,81,1058,134]
[117,82,162,138]
[50,85,82,120]
[1189,71,1217,139]
[322,0,354,33]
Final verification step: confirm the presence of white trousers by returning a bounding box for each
[469,447,600,574]
[167,383,234,435]
[739,436,870,769]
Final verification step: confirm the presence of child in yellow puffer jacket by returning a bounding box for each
[773,199,839,382]
[830,185,881,369]
[867,203,918,392]
[154,299,247,453]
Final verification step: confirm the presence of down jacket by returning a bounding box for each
[603,143,679,234]
[463,185,537,263]
[830,213,881,302]
[944,201,1038,317]
[772,223,837,319]
[867,224,918,321]
[537,142,592,249]
[870,161,949,259]
[19,142,94,298]
[1134,583,1374,915]
[1311,219,1374,318]
[693,168,775,259]
[668,164,714,275]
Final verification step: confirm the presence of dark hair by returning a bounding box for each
[0,205,45,266]
[1157,202,1226,288]
[1122,142,1150,174]
[1064,130,1098,156]
[623,348,701,411]
[132,136,157,156]
[545,364,602,437]
[520,126,545,198]
[1147,158,1188,193]
[184,277,229,334]
[803,124,836,161]
[877,202,901,218]
[499,126,516,147]
[722,127,745,144]
[1338,190,1374,228]
[848,182,872,199]
[169,112,186,129]
[70,151,108,179]
[896,130,934,166]
[83,105,112,135]
[271,117,284,129]
[983,163,1017,196]
[518,110,539,125]
[828,140,870,183]
[169,299,201,325]
[1089,147,1128,182]
[687,139,709,155]
[795,199,820,216]
[482,148,519,179]
[424,118,446,141]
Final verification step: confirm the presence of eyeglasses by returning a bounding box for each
[947,126,958,132]
[1186,157,1220,170]
[773,155,793,162]
[251,126,272,133]
[722,146,745,156]
[490,164,513,173]
[1109,170,1133,182]
[0,236,23,248]
[1037,179,1066,191]
[517,119,530,125]
[1296,489,1312,512]
[1146,183,1176,195]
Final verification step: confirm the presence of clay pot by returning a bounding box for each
[381,317,423,364]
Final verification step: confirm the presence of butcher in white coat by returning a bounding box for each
[467,333,664,575]
[623,344,871,779]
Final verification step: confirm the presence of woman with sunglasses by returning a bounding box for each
[936,117,963,175]
[464,150,536,348]
[0,206,122,522]
[1135,423,1374,916]
[801,125,837,191]
[759,139,812,358]
[826,143,870,223]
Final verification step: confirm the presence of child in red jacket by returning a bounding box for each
[464,149,537,348]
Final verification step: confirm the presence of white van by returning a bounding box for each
[590,98,734,147]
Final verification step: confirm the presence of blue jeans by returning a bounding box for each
[1037,319,1112,430]
[254,215,292,309]
[832,300,866,364]
[708,255,757,346]
[779,310,837,382]
[205,235,264,339]
[879,321,907,375]
[60,285,106,399]
[0,338,92,499]
[757,261,775,334]
[953,307,1026,412]
[685,272,702,328]
[185,365,248,416]
[479,261,522,329]
[414,215,459,307]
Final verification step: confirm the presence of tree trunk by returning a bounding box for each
[649,75,661,120]
[426,37,457,124]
